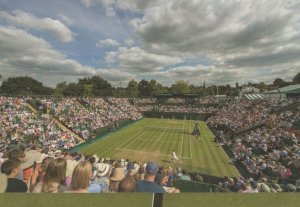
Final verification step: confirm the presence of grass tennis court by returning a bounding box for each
[80,118,239,178]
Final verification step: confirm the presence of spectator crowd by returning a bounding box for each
[0,96,299,193]
[208,98,300,191]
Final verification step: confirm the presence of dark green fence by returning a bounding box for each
[173,179,227,192]
[142,111,214,121]
[293,121,300,130]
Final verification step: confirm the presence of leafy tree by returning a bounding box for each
[156,83,168,93]
[170,80,190,94]
[63,83,83,96]
[149,79,158,95]
[83,84,93,97]
[54,82,68,96]
[0,76,53,95]
[189,84,197,93]
[127,79,139,97]
[257,82,267,92]
[90,76,113,96]
[273,78,287,87]
[138,80,152,97]
[114,87,129,97]
[293,73,300,84]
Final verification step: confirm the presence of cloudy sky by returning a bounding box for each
[0,0,299,87]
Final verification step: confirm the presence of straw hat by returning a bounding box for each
[21,150,42,169]
[270,188,278,193]
[110,168,125,181]
[129,163,140,175]
[260,183,271,193]
[92,154,99,163]
[274,184,282,192]
[96,163,110,177]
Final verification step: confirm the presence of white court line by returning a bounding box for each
[151,193,155,207]
[139,139,178,144]
[146,127,186,130]
[203,123,241,176]
[189,136,193,159]
[180,135,183,157]
[179,120,185,157]
[116,147,192,159]
[189,121,193,159]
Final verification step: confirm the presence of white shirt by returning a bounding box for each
[172,151,178,159]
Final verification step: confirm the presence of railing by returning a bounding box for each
[173,179,227,192]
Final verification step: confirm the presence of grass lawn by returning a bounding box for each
[79,118,239,178]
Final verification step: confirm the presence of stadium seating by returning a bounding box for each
[0,96,299,194]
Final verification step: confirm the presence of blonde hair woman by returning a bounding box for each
[32,158,67,193]
[70,161,92,193]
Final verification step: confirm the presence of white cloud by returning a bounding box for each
[104,47,183,73]
[2,0,300,87]
[104,51,117,63]
[146,65,242,86]
[0,26,93,85]
[128,0,300,83]
[0,10,74,42]
[57,14,73,26]
[124,38,134,46]
[0,26,130,86]
[132,0,298,56]
[81,0,156,15]
[97,69,135,83]
[96,38,120,48]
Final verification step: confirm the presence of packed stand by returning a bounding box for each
[0,97,78,151]
[41,98,105,139]
[207,99,297,133]
[134,97,226,114]
[208,98,300,185]
[0,146,181,193]
[107,98,142,121]
[1,145,299,193]
[133,98,156,104]
[41,98,142,139]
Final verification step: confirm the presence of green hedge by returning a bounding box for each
[173,179,227,192]
[0,193,152,207]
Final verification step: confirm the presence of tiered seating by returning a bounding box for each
[208,98,300,181]
[0,97,78,150]
[41,98,105,139]
[40,98,142,139]
[134,97,224,113]
[107,98,141,121]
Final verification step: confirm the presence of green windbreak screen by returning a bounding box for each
[0,193,153,207]
[163,193,300,207]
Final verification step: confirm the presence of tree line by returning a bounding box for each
[0,73,299,97]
